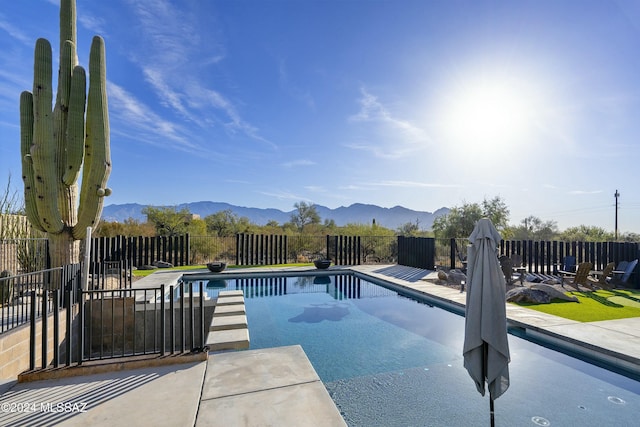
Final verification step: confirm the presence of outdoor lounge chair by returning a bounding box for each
[587,262,615,290]
[555,256,576,275]
[499,256,523,286]
[611,259,638,288]
[510,253,526,284]
[454,240,468,272]
[561,261,594,291]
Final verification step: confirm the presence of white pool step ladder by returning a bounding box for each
[207,290,250,351]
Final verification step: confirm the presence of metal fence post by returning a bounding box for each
[160,284,165,356]
[29,290,36,371]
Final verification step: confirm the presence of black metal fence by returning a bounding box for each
[1,264,82,334]
[397,236,435,270]
[443,238,640,287]
[29,280,209,370]
[89,235,190,268]
[88,259,133,290]
[85,234,398,267]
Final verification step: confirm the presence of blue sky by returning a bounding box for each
[2,0,640,232]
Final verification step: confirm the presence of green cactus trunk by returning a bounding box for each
[20,0,111,267]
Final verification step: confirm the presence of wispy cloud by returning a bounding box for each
[78,13,108,36]
[369,180,461,189]
[278,59,316,110]
[568,190,603,195]
[260,190,311,202]
[350,88,420,134]
[282,159,316,168]
[122,0,273,150]
[304,186,327,193]
[348,87,431,158]
[108,81,199,152]
[0,17,32,45]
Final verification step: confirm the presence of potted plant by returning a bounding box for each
[206,262,227,273]
[313,259,332,269]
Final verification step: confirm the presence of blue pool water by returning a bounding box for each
[186,273,640,426]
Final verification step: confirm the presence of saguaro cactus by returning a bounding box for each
[20,0,111,267]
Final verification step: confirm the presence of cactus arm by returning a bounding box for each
[30,38,64,234]
[60,0,77,61]
[63,65,86,186]
[74,36,111,239]
[54,40,78,225]
[54,40,75,176]
[19,91,45,232]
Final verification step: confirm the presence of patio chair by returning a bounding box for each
[561,261,594,291]
[499,256,522,286]
[510,253,526,284]
[587,262,615,290]
[454,240,468,272]
[611,259,638,288]
[555,256,576,275]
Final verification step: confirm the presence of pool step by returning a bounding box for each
[210,314,248,331]
[207,328,250,351]
[207,291,249,351]
[218,290,243,297]
[213,304,246,316]
[215,295,244,306]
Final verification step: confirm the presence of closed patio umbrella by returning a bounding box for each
[463,218,510,426]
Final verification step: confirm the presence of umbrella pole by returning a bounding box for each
[490,395,495,427]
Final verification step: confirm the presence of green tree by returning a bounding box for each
[142,206,193,236]
[186,217,206,236]
[559,225,614,242]
[95,218,156,237]
[289,201,321,231]
[508,216,559,241]
[206,210,238,237]
[397,219,429,237]
[204,210,255,236]
[432,196,510,238]
[619,232,640,243]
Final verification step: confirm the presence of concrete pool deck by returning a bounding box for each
[1,264,639,426]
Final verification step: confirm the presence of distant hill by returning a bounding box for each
[101,202,450,231]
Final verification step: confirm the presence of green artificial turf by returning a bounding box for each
[515,289,640,322]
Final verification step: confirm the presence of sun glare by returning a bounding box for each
[441,80,535,149]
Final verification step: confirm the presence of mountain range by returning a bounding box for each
[102,202,450,231]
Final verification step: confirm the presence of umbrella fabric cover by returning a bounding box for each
[463,219,510,399]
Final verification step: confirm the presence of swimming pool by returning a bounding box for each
[185,272,640,426]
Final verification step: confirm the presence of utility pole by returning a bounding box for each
[614,190,620,241]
